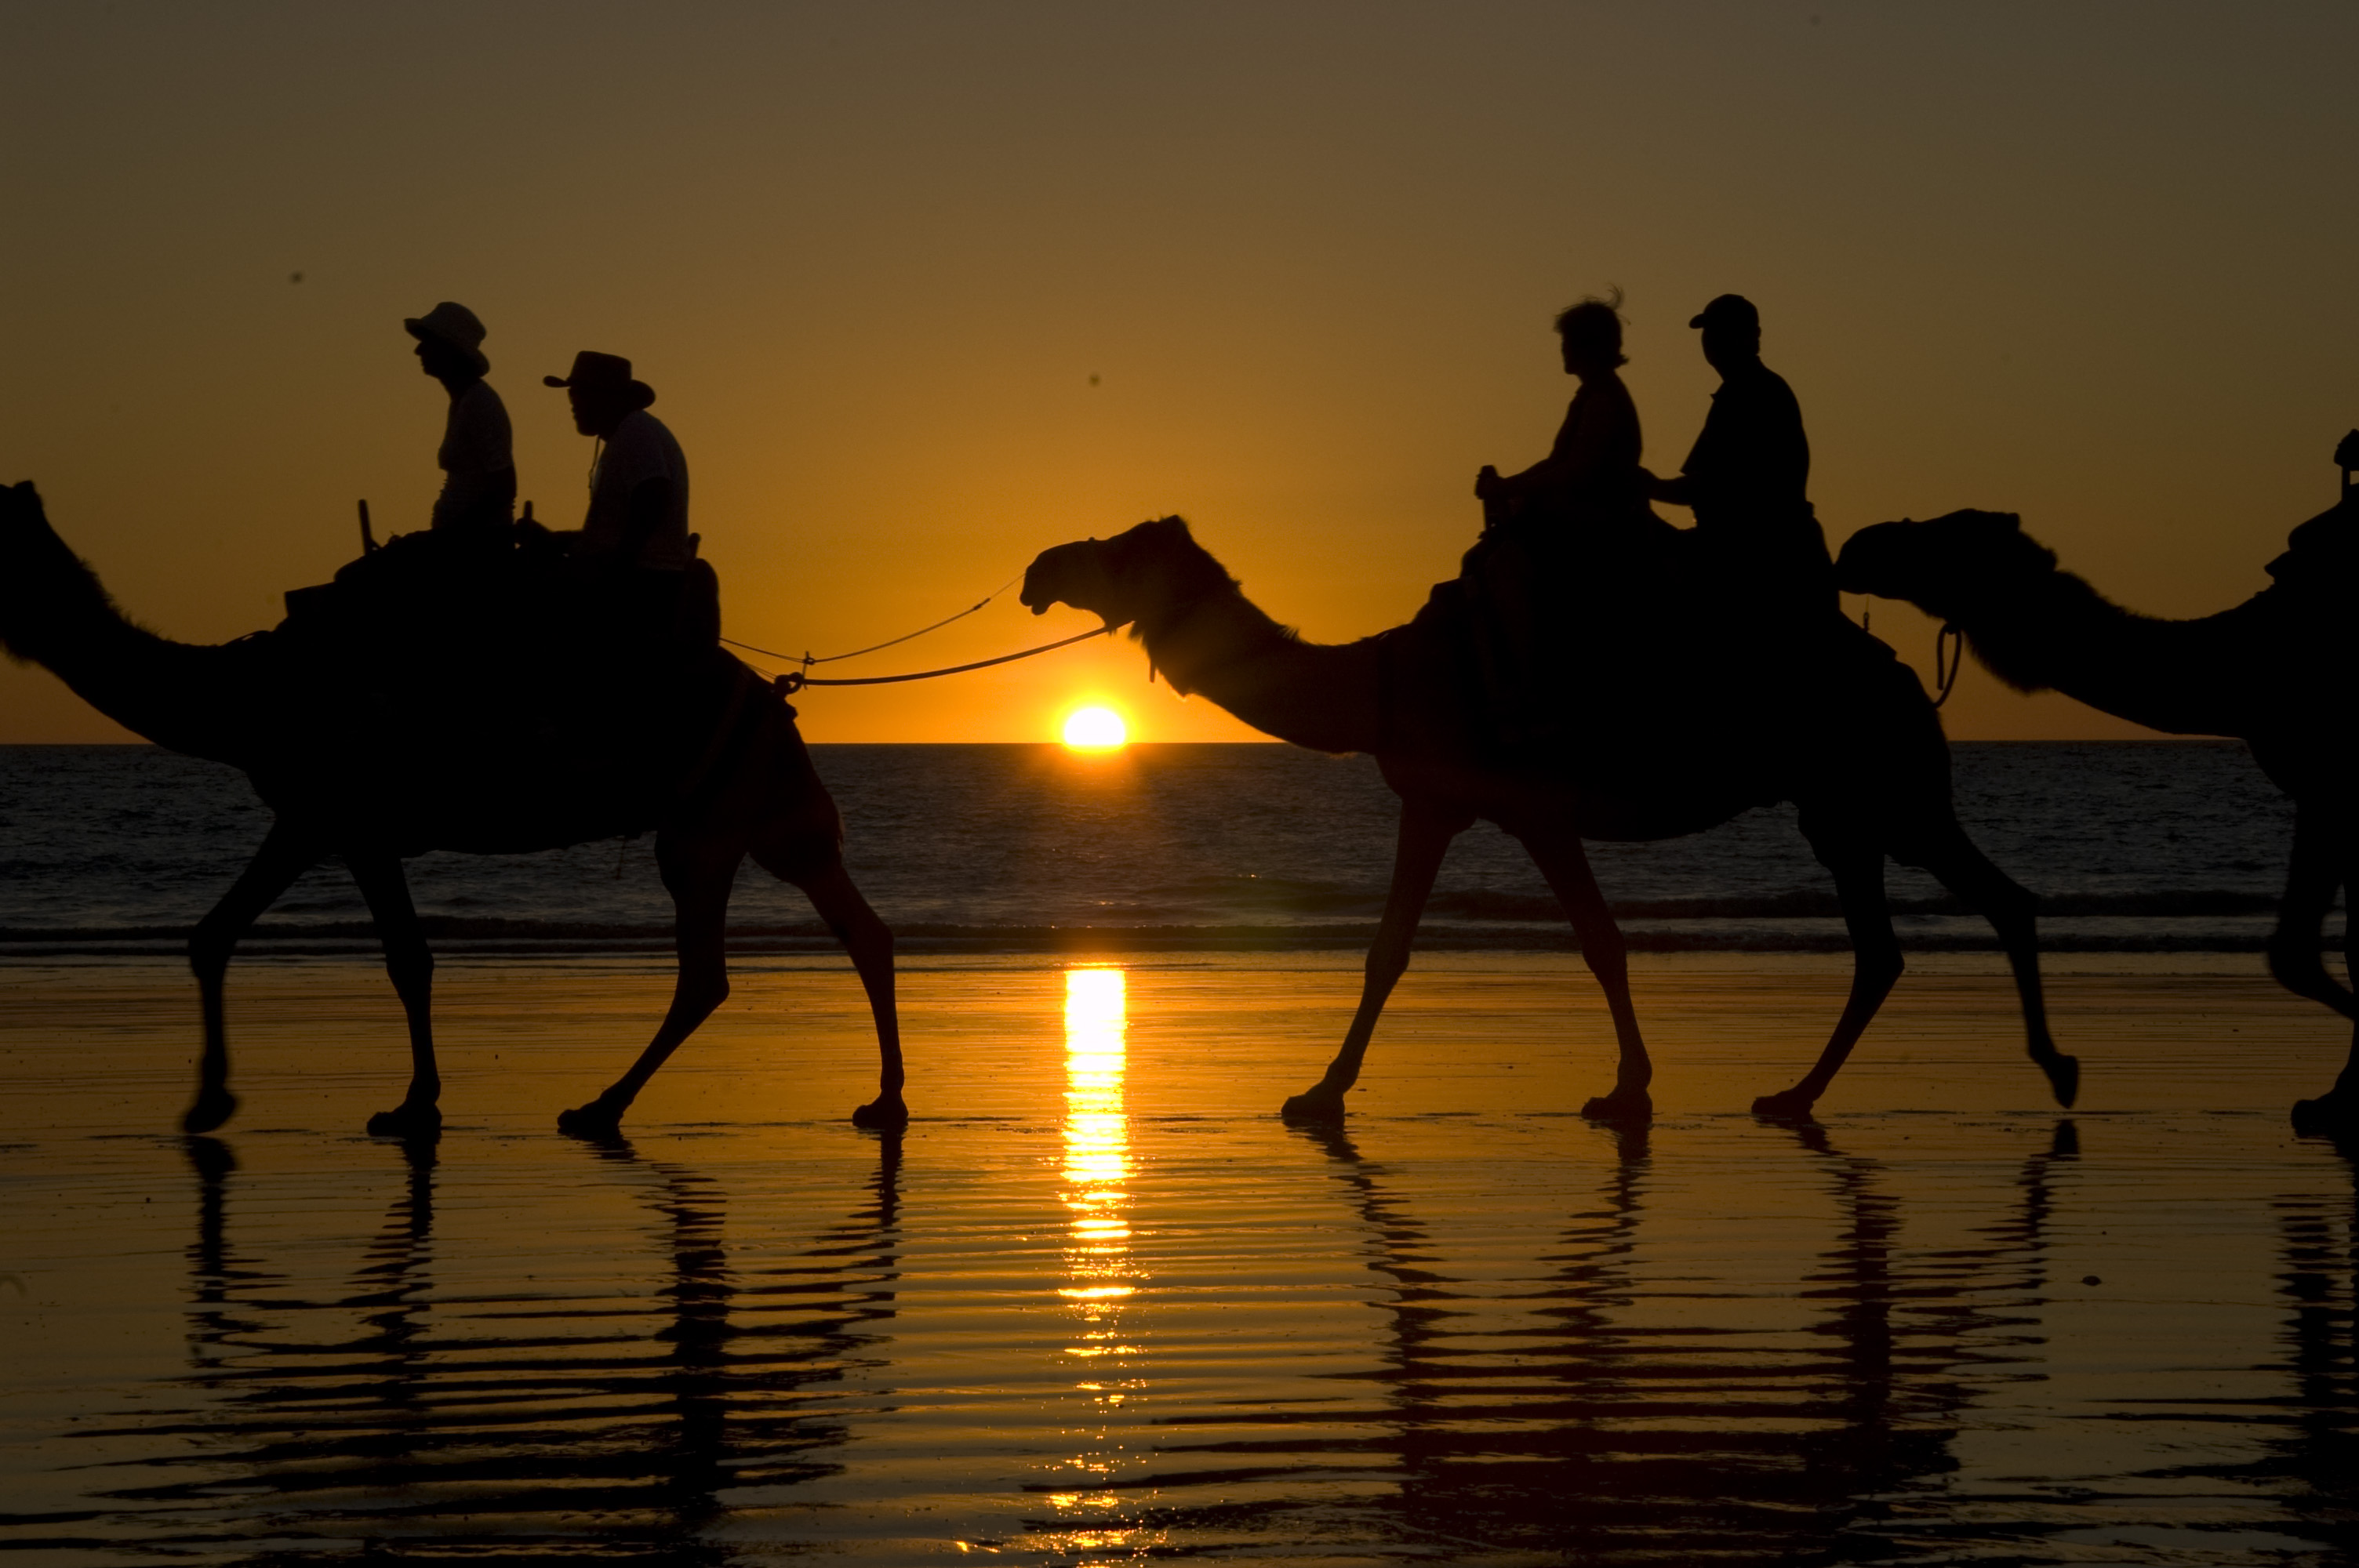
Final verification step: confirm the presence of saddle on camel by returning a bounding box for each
[0,481,906,1141]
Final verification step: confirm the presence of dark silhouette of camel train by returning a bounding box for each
[0,334,2347,1137]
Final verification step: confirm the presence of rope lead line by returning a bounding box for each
[1932,622,1965,708]
[771,623,1116,691]
[723,572,1025,667]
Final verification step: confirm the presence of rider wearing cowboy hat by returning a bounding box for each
[543,350,692,576]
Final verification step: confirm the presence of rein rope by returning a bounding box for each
[769,624,1114,693]
[1932,622,1965,708]
[722,572,1022,670]
[721,568,1113,694]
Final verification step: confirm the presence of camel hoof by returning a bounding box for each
[1750,1090,1819,1122]
[2040,1052,2081,1109]
[1280,1086,1349,1123]
[2291,1092,2359,1139]
[557,1101,627,1141]
[851,1097,910,1131]
[1581,1089,1652,1123]
[366,1103,442,1140]
[180,1088,238,1135]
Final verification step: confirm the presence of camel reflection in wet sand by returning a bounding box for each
[1110,1116,2083,1561]
[144,1132,903,1559]
[65,1082,2359,1561]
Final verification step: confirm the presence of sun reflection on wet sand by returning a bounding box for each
[1046,965,1150,1550]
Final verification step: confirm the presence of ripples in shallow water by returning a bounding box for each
[3,960,2356,1563]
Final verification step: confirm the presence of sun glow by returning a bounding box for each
[1061,706,1128,750]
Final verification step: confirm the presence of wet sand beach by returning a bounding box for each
[2,953,2355,1564]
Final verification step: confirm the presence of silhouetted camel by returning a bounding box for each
[1021,515,2074,1120]
[0,481,904,1137]
[1839,506,2356,1133]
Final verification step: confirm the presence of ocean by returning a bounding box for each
[0,739,2328,958]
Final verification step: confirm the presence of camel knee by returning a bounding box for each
[383,942,434,994]
[1569,917,1627,970]
[189,923,240,985]
[678,970,730,1018]
[831,908,893,958]
[1859,946,1906,989]
[2270,938,2348,1003]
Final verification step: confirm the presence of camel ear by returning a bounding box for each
[0,481,45,527]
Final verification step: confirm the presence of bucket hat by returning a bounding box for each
[403,301,491,375]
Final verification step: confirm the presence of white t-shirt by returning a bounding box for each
[580,409,692,571]
[429,380,514,532]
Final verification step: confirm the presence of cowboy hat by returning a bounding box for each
[543,350,655,408]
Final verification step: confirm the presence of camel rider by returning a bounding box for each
[543,350,696,651]
[1475,294,1647,538]
[406,302,516,540]
[1464,294,1656,749]
[1646,294,1833,609]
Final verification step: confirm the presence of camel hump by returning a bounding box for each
[1433,511,1856,760]
[258,530,743,846]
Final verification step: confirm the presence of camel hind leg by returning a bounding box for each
[1903,818,2077,1109]
[775,849,906,1130]
[558,833,741,1139]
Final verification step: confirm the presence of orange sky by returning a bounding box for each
[5,2,2354,743]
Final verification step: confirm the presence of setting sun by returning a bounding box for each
[1061,706,1128,750]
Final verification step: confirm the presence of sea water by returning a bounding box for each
[0,740,2324,957]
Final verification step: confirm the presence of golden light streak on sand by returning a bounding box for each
[1050,966,1149,1548]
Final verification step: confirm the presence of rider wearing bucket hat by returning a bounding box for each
[405,301,515,538]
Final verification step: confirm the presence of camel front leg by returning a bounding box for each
[1911,822,2077,1108]
[1753,837,1903,1119]
[1516,824,1650,1122]
[1281,802,1467,1121]
[2270,808,2355,1020]
[559,837,740,1139]
[2284,810,2358,1137]
[794,860,907,1129]
[184,820,324,1134]
[347,852,442,1139]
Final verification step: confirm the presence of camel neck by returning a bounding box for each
[1137,590,1384,754]
[0,520,254,760]
[1958,568,2247,736]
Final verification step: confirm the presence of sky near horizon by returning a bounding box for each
[4,1,2353,744]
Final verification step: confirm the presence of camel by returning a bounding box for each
[1837,504,2357,1133]
[0,481,905,1138]
[1020,515,2077,1120]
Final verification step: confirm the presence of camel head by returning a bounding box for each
[1020,515,1238,636]
[0,481,128,670]
[1836,510,2061,625]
